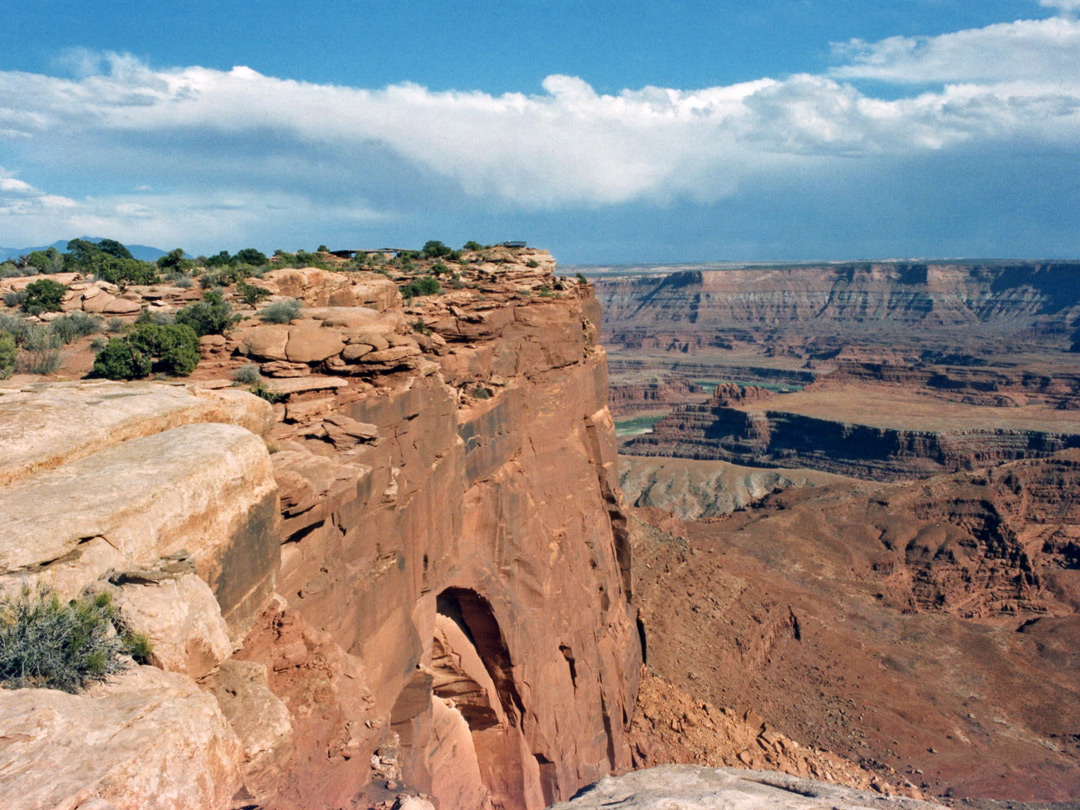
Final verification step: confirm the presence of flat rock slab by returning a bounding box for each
[0,422,277,606]
[547,766,947,810]
[0,666,242,810]
[262,375,349,395]
[0,381,273,487]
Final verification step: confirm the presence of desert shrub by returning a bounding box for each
[18,326,63,374]
[412,319,432,336]
[0,331,15,378]
[248,382,285,404]
[135,308,175,327]
[463,240,485,251]
[49,312,102,345]
[258,298,302,324]
[576,272,589,284]
[429,262,450,277]
[538,285,553,297]
[400,276,441,299]
[175,291,237,336]
[23,278,67,315]
[0,313,33,345]
[3,289,27,308]
[93,323,200,379]
[0,587,147,693]
[172,275,194,289]
[526,260,540,268]
[472,386,492,399]
[237,281,272,307]
[22,248,63,274]
[0,261,29,278]
[233,363,263,385]
[106,316,125,333]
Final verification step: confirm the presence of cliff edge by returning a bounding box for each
[0,249,640,809]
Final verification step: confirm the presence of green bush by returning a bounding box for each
[23,279,67,315]
[401,276,441,299]
[175,291,237,336]
[237,281,272,307]
[3,290,26,308]
[0,331,15,379]
[258,298,303,324]
[249,382,285,404]
[463,240,485,251]
[0,587,134,693]
[95,257,159,288]
[422,240,452,259]
[93,323,200,379]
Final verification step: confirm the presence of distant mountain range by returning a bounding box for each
[0,238,167,263]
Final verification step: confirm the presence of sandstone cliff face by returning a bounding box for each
[0,253,639,809]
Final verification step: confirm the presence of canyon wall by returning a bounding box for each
[0,253,640,809]
[625,395,1080,480]
[597,262,1080,359]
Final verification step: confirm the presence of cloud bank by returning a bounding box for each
[1,11,1079,253]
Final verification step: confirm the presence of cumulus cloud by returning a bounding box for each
[1,12,1079,249]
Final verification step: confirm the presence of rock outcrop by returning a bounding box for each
[547,765,947,810]
[0,249,640,809]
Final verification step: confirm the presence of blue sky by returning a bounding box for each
[1,0,1079,262]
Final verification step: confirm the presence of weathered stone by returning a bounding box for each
[342,343,375,361]
[285,324,346,363]
[241,324,292,361]
[0,666,243,810]
[0,421,279,637]
[263,375,349,396]
[362,345,421,364]
[207,659,295,806]
[0,381,273,488]
[114,569,233,679]
[547,765,948,810]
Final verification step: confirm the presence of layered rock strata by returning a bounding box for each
[0,251,640,809]
[625,388,1080,480]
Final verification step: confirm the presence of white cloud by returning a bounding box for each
[830,17,1080,83]
[0,12,1079,249]
[1041,0,1080,13]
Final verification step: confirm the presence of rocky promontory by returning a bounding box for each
[0,247,640,809]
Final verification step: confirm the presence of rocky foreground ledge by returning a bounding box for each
[0,249,640,809]
[548,765,948,810]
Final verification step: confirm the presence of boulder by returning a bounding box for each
[114,567,233,680]
[241,324,292,361]
[285,324,346,364]
[0,666,243,810]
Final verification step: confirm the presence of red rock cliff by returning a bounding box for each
[0,249,640,810]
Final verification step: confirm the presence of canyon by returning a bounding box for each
[591,260,1080,805]
[2,253,1079,809]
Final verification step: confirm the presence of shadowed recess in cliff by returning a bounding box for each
[436,588,526,726]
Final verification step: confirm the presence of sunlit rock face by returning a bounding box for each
[0,249,640,809]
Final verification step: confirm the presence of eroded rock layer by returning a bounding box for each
[0,250,640,810]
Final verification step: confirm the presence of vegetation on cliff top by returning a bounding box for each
[0,587,150,693]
